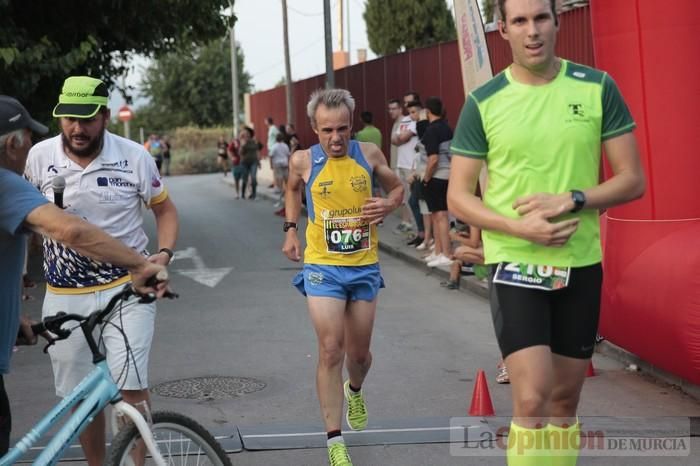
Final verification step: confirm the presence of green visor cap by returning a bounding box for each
[52,76,109,118]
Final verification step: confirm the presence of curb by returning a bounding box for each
[596,341,700,401]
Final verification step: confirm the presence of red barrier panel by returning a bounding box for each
[593,0,700,384]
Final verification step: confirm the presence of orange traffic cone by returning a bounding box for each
[469,369,495,416]
[586,360,596,377]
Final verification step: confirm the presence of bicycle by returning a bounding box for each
[1,284,232,466]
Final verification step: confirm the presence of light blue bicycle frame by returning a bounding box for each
[0,360,119,466]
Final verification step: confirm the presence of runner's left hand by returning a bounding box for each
[148,252,171,267]
[362,197,392,225]
[513,192,572,219]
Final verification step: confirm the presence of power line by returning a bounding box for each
[249,35,324,77]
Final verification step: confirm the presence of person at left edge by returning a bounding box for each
[24,76,179,466]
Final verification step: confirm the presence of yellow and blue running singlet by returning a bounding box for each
[304,140,378,266]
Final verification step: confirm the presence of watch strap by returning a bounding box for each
[159,247,174,260]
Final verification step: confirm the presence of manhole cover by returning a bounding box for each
[151,376,266,400]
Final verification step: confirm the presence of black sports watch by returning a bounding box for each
[570,190,586,213]
[283,222,297,232]
[158,247,174,264]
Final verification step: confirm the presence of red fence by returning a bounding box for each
[249,5,593,159]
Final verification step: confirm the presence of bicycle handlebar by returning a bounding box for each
[31,280,178,354]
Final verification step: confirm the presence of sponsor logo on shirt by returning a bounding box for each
[96,177,135,188]
[566,103,589,123]
[47,165,59,174]
[151,176,161,188]
[350,175,368,193]
[322,206,363,218]
[101,160,129,169]
[318,181,333,199]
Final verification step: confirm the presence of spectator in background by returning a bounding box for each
[412,106,434,251]
[390,98,419,235]
[239,126,261,200]
[228,135,243,199]
[286,123,297,143]
[403,91,420,110]
[161,135,171,176]
[387,99,402,170]
[356,111,384,200]
[216,134,230,177]
[442,225,483,289]
[405,101,427,246]
[355,111,382,149]
[265,117,280,154]
[269,132,290,215]
[421,97,454,268]
[144,133,164,173]
[289,133,302,153]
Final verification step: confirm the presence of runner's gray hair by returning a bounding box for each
[306,88,355,128]
[0,129,25,159]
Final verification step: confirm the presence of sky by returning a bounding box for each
[109,0,458,114]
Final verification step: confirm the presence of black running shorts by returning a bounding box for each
[489,263,602,359]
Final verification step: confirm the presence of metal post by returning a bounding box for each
[230,3,240,137]
[282,0,294,125]
[124,120,130,140]
[346,0,351,65]
[323,0,334,88]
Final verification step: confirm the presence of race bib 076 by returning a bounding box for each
[493,262,570,291]
[324,216,370,254]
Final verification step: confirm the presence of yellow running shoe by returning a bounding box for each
[328,442,353,466]
[343,380,368,431]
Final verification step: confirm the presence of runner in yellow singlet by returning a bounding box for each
[282,88,404,466]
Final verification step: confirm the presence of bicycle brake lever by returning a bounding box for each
[42,339,56,354]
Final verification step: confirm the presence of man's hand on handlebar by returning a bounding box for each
[131,262,170,298]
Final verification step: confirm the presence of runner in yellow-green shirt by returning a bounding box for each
[447,1,646,465]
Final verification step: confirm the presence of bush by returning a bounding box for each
[167,126,234,175]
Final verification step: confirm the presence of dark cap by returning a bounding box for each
[0,95,49,137]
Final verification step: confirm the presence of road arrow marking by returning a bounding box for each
[173,247,232,288]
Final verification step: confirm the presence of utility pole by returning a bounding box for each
[281,0,294,125]
[230,2,239,137]
[323,0,334,88]
[346,0,351,65]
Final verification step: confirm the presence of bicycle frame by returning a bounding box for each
[0,360,165,466]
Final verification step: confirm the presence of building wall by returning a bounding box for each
[250,5,593,159]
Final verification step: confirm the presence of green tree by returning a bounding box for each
[0,0,234,125]
[482,0,496,23]
[135,38,251,131]
[364,0,456,56]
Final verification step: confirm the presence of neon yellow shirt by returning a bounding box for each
[451,60,636,267]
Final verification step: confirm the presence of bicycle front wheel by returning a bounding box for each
[106,411,232,466]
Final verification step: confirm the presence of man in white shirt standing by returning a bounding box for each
[25,76,179,466]
[390,92,420,234]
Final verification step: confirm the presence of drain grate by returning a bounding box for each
[151,376,266,400]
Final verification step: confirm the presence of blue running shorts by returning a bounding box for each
[293,263,385,301]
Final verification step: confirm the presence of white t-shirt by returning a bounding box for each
[395,116,417,169]
[269,142,290,167]
[267,125,280,150]
[25,131,167,291]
